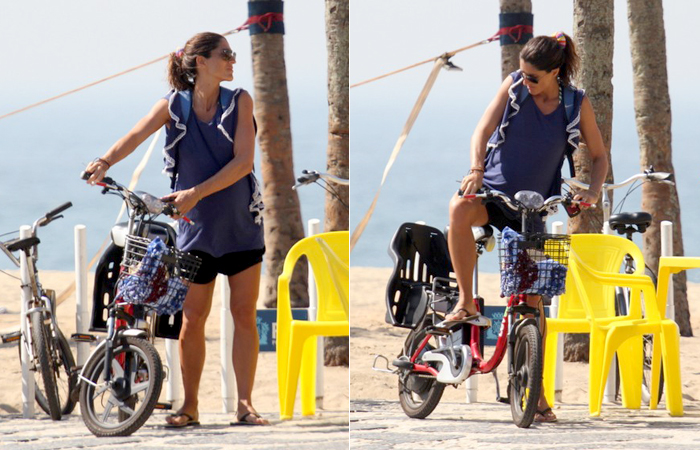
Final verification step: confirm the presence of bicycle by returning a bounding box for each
[563,167,674,405]
[373,189,587,428]
[293,169,349,210]
[75,173,201,436]
[0,203,77,420]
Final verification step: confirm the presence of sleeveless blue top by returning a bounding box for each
[483,71,585,199]
[162,88,265,257]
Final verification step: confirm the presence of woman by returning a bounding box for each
[84,32,269,426]
[445,32,608,423]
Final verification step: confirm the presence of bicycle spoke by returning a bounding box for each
[101,397,118,422]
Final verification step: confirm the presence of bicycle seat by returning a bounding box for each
[4,236,40,252]
[386,222,454,329]
[608,212,652,234]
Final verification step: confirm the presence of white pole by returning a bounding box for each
[74,225,89,366]
[465,234,478,403]
[602,221,616,402]
[19,225,35,417]
[165,334,182,407]
[220,274,237,412]
[661,221,674,321]
[307,218,324,409]
[551,221,565,402]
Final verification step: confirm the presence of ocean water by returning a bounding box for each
[0,81,331,273]
[349,80,700,284]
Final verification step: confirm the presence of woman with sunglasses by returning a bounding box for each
[445,32,608,423]
[84,32,268,427]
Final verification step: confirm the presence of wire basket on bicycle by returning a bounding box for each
[498,226,571,297]
[115,235,202,316]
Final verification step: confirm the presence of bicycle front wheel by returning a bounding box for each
[509,322,542,428]
[24,327,77,416]
[30,311,62,420]
[79,336,163,437]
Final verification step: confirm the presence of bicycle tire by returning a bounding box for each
[613,264,664,405]
[23,328,77,416]
[79,336,162,437]
[30,311,62,420]
[509,322,542,428]
[397,325,445,419]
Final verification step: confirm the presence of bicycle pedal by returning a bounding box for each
[1,331,21,344]
[71,333,97,343]
[155,402,172,410]
[496,396,510,404]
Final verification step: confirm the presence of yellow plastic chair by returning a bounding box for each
[546,234,684,417]
[543,234,645,409]
[276,231,349,420]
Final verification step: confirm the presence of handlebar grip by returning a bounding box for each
[46,202,73,220]
[80,171,91,180]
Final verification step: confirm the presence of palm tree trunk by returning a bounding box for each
[249,0,308,308]
[324,0,349,233]
[628,0,690,336]
[499,0,532,78]
[564,0,616,361]
[323,0,349,367]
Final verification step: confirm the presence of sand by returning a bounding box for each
[0,270,348,419]
[350,266,700,409]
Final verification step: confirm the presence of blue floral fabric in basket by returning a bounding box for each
[115,237,189,316]
[500,227,567,297]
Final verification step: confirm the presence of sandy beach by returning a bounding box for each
[0,270,348,420]
[350,266,700,409]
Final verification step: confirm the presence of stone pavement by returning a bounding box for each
[0,410,349,449]
[350,399,700,449]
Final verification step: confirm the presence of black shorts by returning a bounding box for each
[190,248,265,284]
[485,202,545,233]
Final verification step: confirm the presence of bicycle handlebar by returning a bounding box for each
[292,170,349,190]
[81,171,193,224]
[563,168,674,193]
[460,189,593,214]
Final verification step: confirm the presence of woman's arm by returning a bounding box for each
[460,76,512,195]
[575,96,609,204]
[85,99,170,184]
[163,91,256,216]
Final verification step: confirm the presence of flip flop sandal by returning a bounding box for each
[230,412,269,426]
[441,309,492,328]
[165,412,200,428]
[535,407,558,423]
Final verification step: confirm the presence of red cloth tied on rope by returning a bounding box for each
[235,12,284,33]
[488,24,534,44]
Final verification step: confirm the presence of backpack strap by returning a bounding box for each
[562,85,577,178]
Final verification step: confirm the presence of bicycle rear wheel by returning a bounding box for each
[79,336,163,437]
[509,322,542,428]
[30,310,62,420]
[397,325,445,419]
[24,328,77,416]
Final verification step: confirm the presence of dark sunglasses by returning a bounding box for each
[220,49,237,63]
[522,72,540,84]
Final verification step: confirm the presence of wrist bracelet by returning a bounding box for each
[469,168,484,174]
[94,157,111,169]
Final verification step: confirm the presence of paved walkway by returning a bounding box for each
[0,410,349,449]
[351,399,700,449]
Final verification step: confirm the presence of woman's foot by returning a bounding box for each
[443,306,491,327]
[234,404,270,426]
[165,410,200,428]
[534,407,557,423]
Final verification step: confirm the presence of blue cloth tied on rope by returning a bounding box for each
[116,237,190,316]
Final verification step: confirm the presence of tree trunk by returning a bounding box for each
[628,0,690,336]
[323,0,349,367]
[565,0,616,361]
[499,0,532,79]
[250,0,308,308]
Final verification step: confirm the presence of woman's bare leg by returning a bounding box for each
[228,263,269,425]
[446,192,489,320]
[165,280,216,426]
